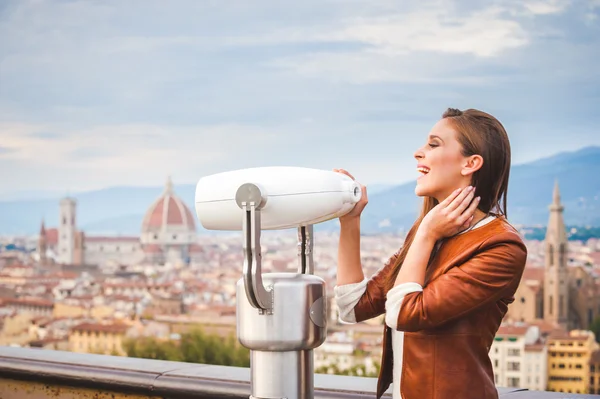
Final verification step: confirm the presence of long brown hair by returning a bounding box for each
[384,108,512,291]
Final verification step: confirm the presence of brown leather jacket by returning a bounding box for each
[353,216,527,399]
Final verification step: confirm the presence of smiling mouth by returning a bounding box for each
[417,166,430,178]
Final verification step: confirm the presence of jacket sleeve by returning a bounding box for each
[334,250,401,323]
[391,234,527,332]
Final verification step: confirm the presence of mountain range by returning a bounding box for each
[1,146,598,236]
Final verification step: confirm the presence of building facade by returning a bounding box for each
[505,182,600,331]
[38,177,202,267]
[547,330,599,394]
[490,324,548,391]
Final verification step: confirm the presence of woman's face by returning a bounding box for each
[414,118,473,202]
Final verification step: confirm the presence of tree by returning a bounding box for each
[590,316,600,343]
[122,326,250,367]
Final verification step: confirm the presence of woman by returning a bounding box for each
[334,108,527,399]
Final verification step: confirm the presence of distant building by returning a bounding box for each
[589,350,600,394]
[490,324,548,391]
[68,322,130,356]
[38,177,203,267]
[505,181,600,331]
[547,330,599,394]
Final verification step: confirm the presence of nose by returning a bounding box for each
[414,147,424,161]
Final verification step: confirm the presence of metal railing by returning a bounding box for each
[0,346,596,398]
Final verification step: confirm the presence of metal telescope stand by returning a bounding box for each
[235,183,327,399]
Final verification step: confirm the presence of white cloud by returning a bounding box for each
[523,0,571,15]
[0,122,286,191]
[263,4,529,83]
[0,0,598,198]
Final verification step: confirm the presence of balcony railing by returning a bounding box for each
[0,346,598,398]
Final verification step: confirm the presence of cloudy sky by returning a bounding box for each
[1,0,599,199]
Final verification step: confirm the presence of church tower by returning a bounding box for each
[58,197,77,264]
[38,220,47,265]
[543,181,569,328]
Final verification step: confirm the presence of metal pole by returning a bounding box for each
[236,184,327,399]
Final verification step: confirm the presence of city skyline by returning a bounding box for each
[1,0,599,197]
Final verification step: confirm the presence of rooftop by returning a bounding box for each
[0,346,597,399]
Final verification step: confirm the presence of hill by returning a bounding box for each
[0,146,598,236]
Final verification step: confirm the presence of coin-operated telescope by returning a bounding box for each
[195,166,361,399]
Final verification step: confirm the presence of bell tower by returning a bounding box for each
[543,181,569,329]
[38,220,47,265]
[58,197,77,264]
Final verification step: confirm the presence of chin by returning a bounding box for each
[414,182,430,198]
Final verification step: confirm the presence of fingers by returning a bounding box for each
[450,186,476,216]
[333,168,355,180]
[461,215,474,230]
[446,186,474,212]
[457,195,481,226]
[440,187,463,207]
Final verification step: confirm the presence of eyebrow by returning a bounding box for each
[429,134,444,143]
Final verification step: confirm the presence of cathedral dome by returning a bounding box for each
[140,177,197,246]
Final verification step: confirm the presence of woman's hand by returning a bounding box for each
[418,186,480,241]
[333,168,368,222]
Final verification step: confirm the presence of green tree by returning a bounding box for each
[122,326,250,367]
[590,317,600,343]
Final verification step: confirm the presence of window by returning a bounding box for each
[508,362,521,371]
[549,295,553,315]
[508,348,521,356]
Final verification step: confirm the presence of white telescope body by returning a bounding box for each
[195,166,361,230]
[194,166,360,399]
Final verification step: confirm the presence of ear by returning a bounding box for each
[460,154,483,176]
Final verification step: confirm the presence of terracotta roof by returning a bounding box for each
[589,252,600,266]
[189,244,203,253]
[71,322,129,334]
[3,298,54,308]
[46,228,58,245]
[525,343,546,352]
[522,267,544,282]
[548,331,590,341]
[529,320,565,335]
[141,178,196,232]
[143,244,163,254]
[497,325,529,336]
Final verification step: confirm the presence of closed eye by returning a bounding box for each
[428,143,439,148]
